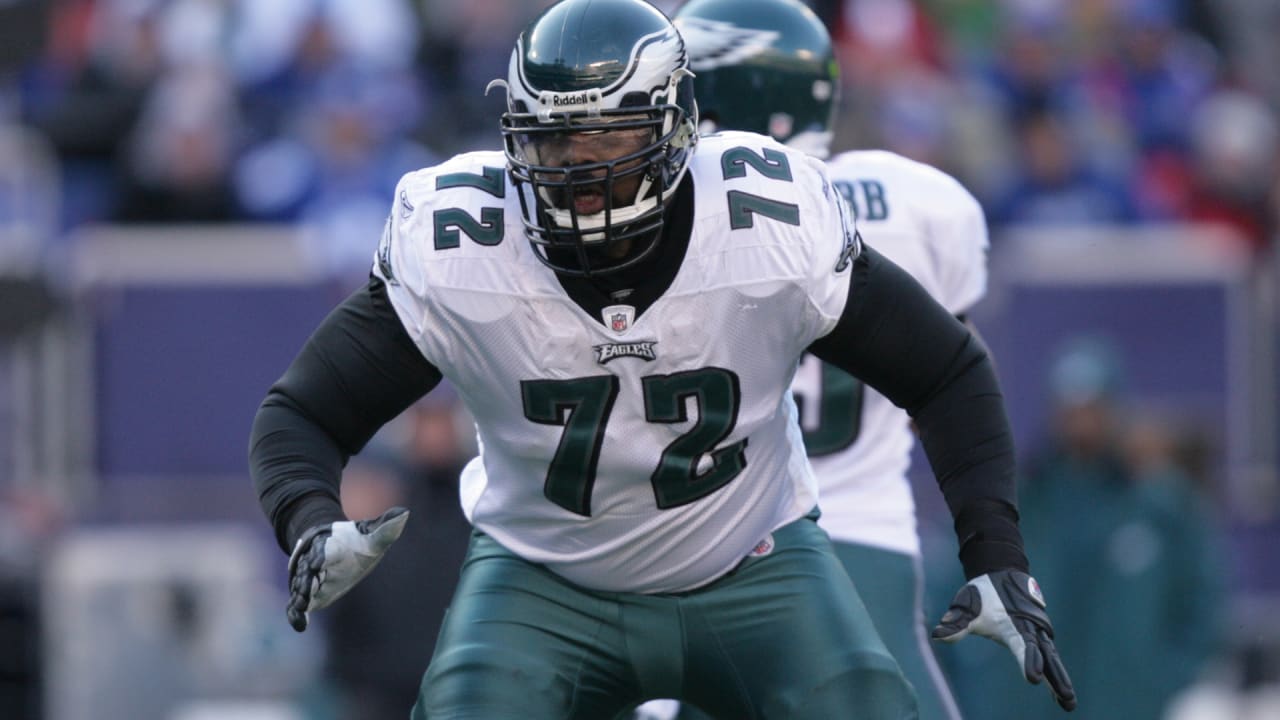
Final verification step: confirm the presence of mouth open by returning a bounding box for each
[572,188,605,215]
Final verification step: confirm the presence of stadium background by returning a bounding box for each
[0,0,1277,718]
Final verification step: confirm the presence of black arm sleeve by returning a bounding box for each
[249,275,443,553]
[808,245,1028,578]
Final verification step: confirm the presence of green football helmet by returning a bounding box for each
[674,0,839,158]
[488,0,698,277]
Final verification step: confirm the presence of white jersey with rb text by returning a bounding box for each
[792,150,989,557]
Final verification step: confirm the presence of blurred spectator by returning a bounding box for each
[229,2,434,279]
[834,0,948,81]
[235,0,421,138]
[981,2,1080,120]
[114,61,241,222]
[0,0,46,118]
[0,123,60,268]
[988,102,1139,226]
[942,335,1227,720]
[235,63,436,278]
[1098,0,1217,156]
[870,60,959,169]
[0,485,65,720]
[411,0,522,154]
[24,0,168,228]
[1068,0,1220,221]
[1182,88,1279,254]
[317,393,473,720]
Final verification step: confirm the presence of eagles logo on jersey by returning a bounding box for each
[593,341,658,364]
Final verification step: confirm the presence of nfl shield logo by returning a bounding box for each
[749,534,774,557]
[601,304,635,335]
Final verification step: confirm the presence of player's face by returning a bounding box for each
[524,124,653,216]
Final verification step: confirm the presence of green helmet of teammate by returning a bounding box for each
[674,0,839,158]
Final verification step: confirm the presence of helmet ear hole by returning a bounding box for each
[674,73,697,128]
[620,91,649,108]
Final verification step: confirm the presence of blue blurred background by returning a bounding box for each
[0,1,1277,719]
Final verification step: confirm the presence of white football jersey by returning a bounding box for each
[373,132,859,593]
[792,150,989,556]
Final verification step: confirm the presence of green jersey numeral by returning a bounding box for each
[433,167,506,250]
[720,146,800,230]
[643,368,747,508]
[521,376,620,516]
[727,190,801,229]
[721,146,794,181]
[434,207,504,249]
[521,368,747,516]
[437,166,506,198]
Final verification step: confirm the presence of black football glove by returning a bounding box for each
[285,506,409,632]
[932,569,1077,712]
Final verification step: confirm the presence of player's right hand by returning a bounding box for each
[932,569,1077,711]
[285,507,409,632]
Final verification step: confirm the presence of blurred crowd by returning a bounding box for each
[823,0,1279,254]
[0,0,1277,268]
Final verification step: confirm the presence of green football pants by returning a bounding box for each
[673,542,961,720]
[413,515,918,719]
[832,542,962,720]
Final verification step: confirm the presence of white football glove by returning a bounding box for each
[932,569,1077,712]
[285,506,409,632]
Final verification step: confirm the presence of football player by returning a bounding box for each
[673,0,1074,718]
[248,0,1073,718]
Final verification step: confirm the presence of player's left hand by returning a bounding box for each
[285,507,409,632]
[932,569,1077,712]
